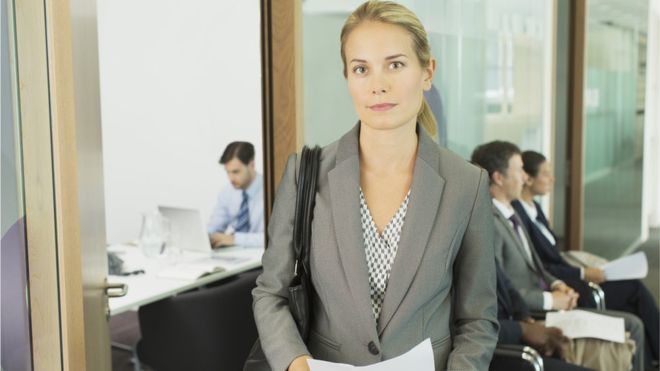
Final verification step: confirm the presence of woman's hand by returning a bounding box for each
[288,355,312,371]
[584,267,606,284]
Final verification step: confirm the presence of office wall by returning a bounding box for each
[97,0,262,244]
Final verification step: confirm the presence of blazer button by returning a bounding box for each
[368,341,379,355]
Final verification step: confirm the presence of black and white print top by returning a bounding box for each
[359,188,412,321]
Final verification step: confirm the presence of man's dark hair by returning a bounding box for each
[470,140,521,182]
[220,141,255,165]
[521,150,547,178]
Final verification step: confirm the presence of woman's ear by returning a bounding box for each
[423,58,436,91]
[524,174,534,187]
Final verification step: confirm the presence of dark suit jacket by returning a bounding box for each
[496,263,530,344]
[511,200,581,281]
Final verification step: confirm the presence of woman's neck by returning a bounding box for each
[520,187,536,205]
[359,121,418,175]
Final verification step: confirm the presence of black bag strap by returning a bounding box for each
[292,146,321,279]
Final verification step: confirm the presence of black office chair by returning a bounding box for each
[136,269,261,371]
[490,344,544,371]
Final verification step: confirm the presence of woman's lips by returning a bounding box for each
[369,103,397,112]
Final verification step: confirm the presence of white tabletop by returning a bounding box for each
[107,244,264,315]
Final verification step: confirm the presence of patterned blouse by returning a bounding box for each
[359,188,412,321]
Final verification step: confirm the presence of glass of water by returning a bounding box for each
[139,211,170,258]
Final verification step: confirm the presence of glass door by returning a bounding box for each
[582,0,648,258]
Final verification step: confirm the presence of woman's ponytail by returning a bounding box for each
[418,98,438,141]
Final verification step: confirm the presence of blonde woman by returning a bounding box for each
[252,2,498,370]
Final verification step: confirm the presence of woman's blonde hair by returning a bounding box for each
[340,0,438,138]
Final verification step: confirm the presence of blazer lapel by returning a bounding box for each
[327,124,379,336]
[492,206,537,272]
[377,129,444,335]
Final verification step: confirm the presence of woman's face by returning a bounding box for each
[526,160,555,196]
[343,21,435,132]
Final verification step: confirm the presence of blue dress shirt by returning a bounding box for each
[207,174,264,246]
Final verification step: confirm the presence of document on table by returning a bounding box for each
[157,257,226,280]
[545,310,625,343]
[601,252,647,281]
[307,338,434,371]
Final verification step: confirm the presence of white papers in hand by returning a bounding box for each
[307,338,434,371]
[601,252,647,281]
[545,310,625,343]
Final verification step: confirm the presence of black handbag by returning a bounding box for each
[243,146,322,371]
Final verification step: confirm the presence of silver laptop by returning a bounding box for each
[158,206,213,253]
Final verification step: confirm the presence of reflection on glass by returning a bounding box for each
[1,0,33,368]
[582,0,647,258]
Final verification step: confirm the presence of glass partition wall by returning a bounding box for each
[582,0,648,258]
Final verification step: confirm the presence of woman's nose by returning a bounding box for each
[370,74,389,95]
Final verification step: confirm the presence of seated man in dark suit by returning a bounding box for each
[471,141,646,370]
[514,150,659,365]
[495,262,592,371]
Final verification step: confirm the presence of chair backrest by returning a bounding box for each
[137,269,261,371]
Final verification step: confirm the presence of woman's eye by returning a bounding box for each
[353,66,367,74]
[390,61,404,69]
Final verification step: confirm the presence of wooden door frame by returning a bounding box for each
[565,0,587,251]
[261,0,303,224]
[13,0,87,368]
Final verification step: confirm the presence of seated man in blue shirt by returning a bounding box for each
[208,141,264,247]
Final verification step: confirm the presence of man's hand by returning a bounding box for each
[551,283,579,309]
[584,267,606,284]
[520,322,570,358]
[209,233,235,248]
[551,290,578,310]
[288,355,312,371]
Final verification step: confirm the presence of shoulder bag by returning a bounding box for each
[243,145,321,371]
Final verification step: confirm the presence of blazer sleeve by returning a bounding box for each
[446,169,500,370]
[498,320,523,344]
[251,154,310,371]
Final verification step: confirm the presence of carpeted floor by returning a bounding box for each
[110,310,152,371]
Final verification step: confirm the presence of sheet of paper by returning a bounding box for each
[601,252,647,281]
[545,310,625,343]
[307,338,434,371]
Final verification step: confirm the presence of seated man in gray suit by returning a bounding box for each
[471,141,647,370]
[472,141,578,312]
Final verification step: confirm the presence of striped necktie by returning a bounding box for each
[235,190,250,233]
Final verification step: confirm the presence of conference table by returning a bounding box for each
[107,243,264,316]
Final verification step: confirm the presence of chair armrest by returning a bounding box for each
[491,344,544,371]
[587,282,606,310]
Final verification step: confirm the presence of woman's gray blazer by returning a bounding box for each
[252,123,499,371]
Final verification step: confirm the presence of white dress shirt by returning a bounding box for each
[493,198,554,310]
[207,174,264,246]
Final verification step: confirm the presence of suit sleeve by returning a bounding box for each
[446,169,500,370]
[498,320,523,344]
[516,287,546,311]
[543,260,582,281]
[499,266,531,320]
[251,154,310,371]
